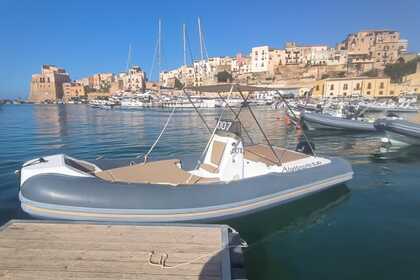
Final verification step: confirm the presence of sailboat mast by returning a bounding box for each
[198,17,204,61]
[126,44,132,72]
[158,19,162,93]
[158,19,161,80]
[183,24,187,66]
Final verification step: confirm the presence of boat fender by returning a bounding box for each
[295,140,315,155]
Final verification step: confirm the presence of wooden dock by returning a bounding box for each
[0,220,246,280]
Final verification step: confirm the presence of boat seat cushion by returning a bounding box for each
[199,163,219,173]
[210,140,226,165]
[95,159,217,186]
[198,140,226,174]
[244,144,308,166]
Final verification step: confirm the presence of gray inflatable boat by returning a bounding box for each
[374,119,420,146]
[301,112,376,132]
[19,122,353,223]
[18,84,354,223]
[19,153,352,223]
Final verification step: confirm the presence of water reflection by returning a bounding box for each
[370,145,420,163]
[224,184,350,280]
[225,185,350,244]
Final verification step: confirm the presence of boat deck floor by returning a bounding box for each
[244,144,309,166]
[0,220,240,280]
[94,144,309,185]
[95,159,218,185]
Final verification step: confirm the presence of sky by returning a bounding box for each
[0,0,419,99]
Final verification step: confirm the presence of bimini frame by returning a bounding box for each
[182,83,316,166]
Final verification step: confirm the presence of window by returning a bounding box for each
[343,92,347,96]
[343,84,348,90]
[390,90,394,95]
[366,91,371,95]
[316,85,320,91]
[367,82,372,89]
[330,84,334,90]
[356,83,360,90]
[380,82,384,89]
[330,92,334,96]
[379,91,383,95]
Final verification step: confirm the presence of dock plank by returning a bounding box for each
[0,220,234,280]
[0,270,221,280]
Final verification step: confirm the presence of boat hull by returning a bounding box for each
[377,120,420,146]
[385,131,420,146]
[301,112,376,132]
[19,157,353,223]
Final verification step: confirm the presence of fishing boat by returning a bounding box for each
[301,111,377,132]
[374,119,420,146]
[18,84,353,222]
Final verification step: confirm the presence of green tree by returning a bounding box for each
[174,78,184,90]
[384,57,420,83]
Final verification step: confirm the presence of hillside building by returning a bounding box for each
[29,65,71,102]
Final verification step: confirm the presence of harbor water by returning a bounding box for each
[1,104,420,279]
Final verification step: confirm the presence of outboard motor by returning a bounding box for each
[295,139,315,155]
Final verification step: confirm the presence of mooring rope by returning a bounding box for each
[147,237,248,269]
[139,90,185,162]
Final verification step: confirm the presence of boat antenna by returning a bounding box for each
[237,87,283,165]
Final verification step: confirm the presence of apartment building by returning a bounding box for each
[231,54,251,75]
[337,30,408,68]
[160,65,196,88]
[283,42,343,66]
[312,77,392,98]
[251,46,285,74]
[62,82,86,101]
[121,66,146,91]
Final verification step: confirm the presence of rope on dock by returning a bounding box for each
[147,247,224,269]
[147,235,248,269]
